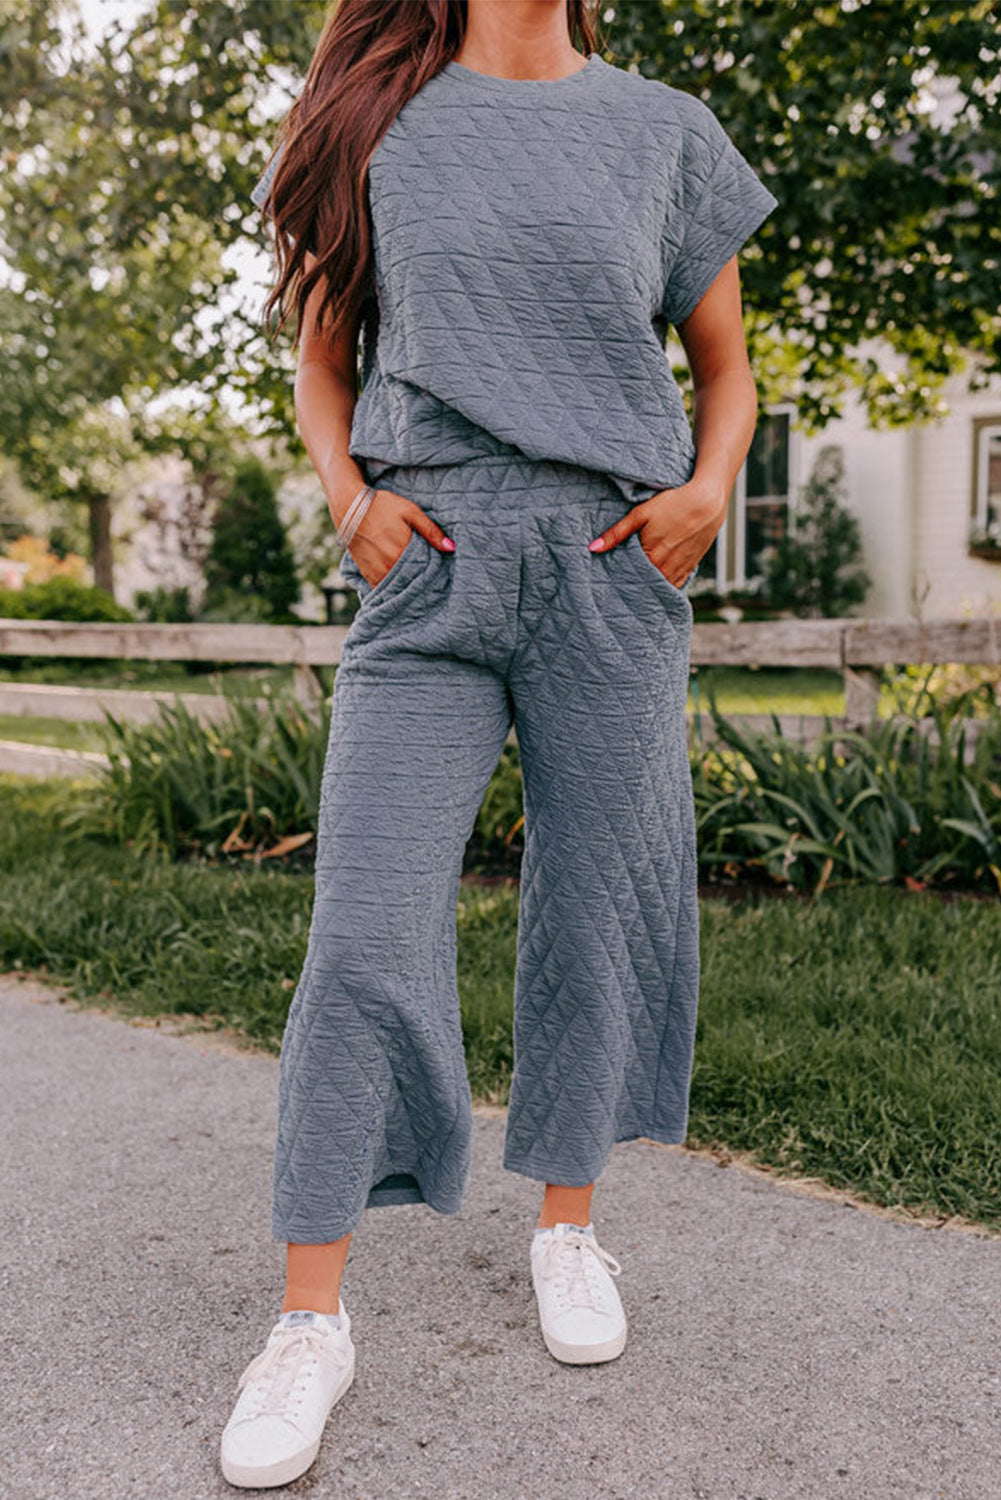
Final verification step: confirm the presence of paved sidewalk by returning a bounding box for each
[1,973,998,1500]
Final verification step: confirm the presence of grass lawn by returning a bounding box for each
[692,666,846,717]
[0,713,110,752]
[0,660,298,692]
[0,665,849,754]
[1,774,998,1231]
[0,664,333,754]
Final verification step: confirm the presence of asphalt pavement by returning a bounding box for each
[2,972,998,1500]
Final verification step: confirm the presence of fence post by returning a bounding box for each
[292,661,325,719]
[843,665,882,730]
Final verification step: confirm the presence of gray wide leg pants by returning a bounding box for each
[272,452,700,1243]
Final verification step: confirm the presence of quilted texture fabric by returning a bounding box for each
[250,55,777,1241]
[272,456,701,1243]
[250,52,777,510]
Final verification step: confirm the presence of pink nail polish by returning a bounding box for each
[588,538,604,552]
[442,537,456,552]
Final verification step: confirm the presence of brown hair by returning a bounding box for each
[255,0,603,349]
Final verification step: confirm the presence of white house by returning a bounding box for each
[707,363,1001,620]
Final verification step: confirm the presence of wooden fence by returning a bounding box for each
[0,612,998,778]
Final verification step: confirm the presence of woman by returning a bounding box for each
[221,0,777,1488]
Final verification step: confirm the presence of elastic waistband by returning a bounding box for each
[370,453,627,512]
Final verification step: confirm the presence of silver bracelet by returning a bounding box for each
[335,483,375,546]
[335,483,376,548]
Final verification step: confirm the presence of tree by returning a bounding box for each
[608,0,1001,431]
[0,0,247,595]
[0,400,148,595]
[202,454,300,622]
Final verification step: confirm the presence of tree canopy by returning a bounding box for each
[1,0,999,582]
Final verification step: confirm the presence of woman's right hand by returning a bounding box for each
[342,488,456,589]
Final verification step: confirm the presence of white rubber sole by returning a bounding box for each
[219,1348,356,1489]
[540,1322,628,1365]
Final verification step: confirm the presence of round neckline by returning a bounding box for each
[441,52,604,88]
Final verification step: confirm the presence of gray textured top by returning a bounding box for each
[251,53,778,506]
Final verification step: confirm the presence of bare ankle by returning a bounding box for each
[283,1234,352,1317]
[537,1182,594,1230]
[281,1288,341,1316]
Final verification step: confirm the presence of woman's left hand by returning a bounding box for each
[588,478,728,588]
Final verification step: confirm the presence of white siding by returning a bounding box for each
[760,368,1001,619]
[911,380,1001,618]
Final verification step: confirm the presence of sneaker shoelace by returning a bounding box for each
[236,1324,349,1422]
[539,1230,622,1313]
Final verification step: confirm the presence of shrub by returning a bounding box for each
[3,533,88,583]
[762,445,871,618]
[0,576,134,622]
[52,664,1001,896]
[202,456,300,622]
[692,683,1001,895]
[60,682,330,862]
[132,585,194,623]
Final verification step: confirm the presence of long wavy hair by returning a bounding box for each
[256,0,604,350]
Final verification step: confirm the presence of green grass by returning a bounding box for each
[691,666,847,717]
[0,714,111,752]
[0,665,336,756]
[0,666,842,751]
[0,660,305,693]
[691,890,1001,1226]
[1,774,999,1229]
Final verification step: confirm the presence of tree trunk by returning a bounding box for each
[87,492,115,598]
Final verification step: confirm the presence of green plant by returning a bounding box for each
[60,681,330,861]
[133,584,194,623]
[967,520,1001,558]
[40,646,1001,897]
[196,584,285,625]
[693,681,1001,896]
[762,445,871,618]
[886,662,1001,717]
[0,575,134,622]
[470,743,524,874]
[202,455,300,622]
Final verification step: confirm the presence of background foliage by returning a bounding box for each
[201,454,301,622]
[2,0,1000,594]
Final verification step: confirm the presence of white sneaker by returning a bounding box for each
[530,1221,628,1365]
[220,1303,355,1489]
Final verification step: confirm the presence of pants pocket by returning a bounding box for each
[624,530,697,601]
[350,527,424,605]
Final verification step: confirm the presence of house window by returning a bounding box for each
[704,406,796,591]
[973,421,1001,540]
[743,411,791,580]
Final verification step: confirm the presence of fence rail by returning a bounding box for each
[1,613,998,778]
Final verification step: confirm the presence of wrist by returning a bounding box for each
[685,470,731,523]
[327,466,372,529]
[332,481,378,549]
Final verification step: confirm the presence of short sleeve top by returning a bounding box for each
[250,53,778,506]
